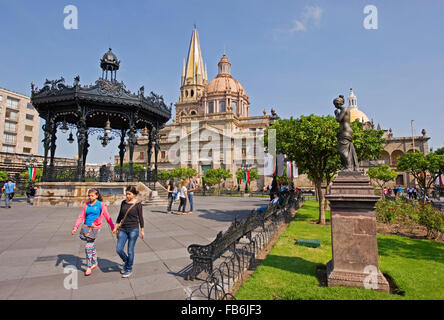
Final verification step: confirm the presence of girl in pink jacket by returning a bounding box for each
[72,189,115,276]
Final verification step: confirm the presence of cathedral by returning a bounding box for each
[125,28,279,189]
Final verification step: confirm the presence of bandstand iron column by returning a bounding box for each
[76,117,87,182]
[153,127,160,181]
[118,129,127,182]
[42,121,51,182]
[127,125,136,182]
[147,127,153,181]
[48,118,57,181]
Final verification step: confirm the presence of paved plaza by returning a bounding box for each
[0,196,269,300]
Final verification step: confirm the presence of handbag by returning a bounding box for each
[116,202,138,238]
[79,225,99,242]
[79,202,103,242]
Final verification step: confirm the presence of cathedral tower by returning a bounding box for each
[176,27,208,121]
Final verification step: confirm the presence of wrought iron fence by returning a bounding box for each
[186,193,303,300]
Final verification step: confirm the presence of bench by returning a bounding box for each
[185,195,296,280]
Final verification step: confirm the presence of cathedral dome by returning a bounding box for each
[205,55,247,96]
[206,75,246,95]
[349,108,369,123]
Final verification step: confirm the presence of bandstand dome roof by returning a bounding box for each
[100,48,120,71]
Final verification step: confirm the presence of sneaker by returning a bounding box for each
[122,271,132,278]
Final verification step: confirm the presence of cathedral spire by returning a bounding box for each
[183,27,207,86]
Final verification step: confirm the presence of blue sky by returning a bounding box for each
[1,0,443,163]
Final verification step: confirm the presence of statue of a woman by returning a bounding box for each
[334,95,359,171]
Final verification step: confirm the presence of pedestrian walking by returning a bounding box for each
[71,189,115,276]
[187,177,196,214]
[2,179,16,208]
[26,184,37,204]
[167,180,175,214]
[177,180,188,215]
[112,186,144,278]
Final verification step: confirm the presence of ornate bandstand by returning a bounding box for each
[31,49,171,183]
[30,49,171,206]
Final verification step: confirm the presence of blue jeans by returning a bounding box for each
[188,193,194,211]
[4,193,12,207]
[116,228,139,273]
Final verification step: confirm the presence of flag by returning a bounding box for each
[286,161,293,179]
[293,162,298,178]
[277,154,285,177]
[28,167,37,181]
[243,171,250,183]
[264,153,274,176]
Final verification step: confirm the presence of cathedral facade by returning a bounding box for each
[123,28,278,190]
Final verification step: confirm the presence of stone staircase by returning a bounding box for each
[141,181,169,207]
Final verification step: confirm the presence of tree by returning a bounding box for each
[265,115,340,224]
[368,164,398,195]
[171,168,198,180]
[435,147,444,156]
[350,120,386,163]
[204,168,232,192]
[397,151,444,203]
[158,170,172,182]
[264,115,385,224]
[0,171,8,182]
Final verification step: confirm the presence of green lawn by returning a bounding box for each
[235,200,444,300]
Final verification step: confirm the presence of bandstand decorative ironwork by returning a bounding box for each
[31,48,171,182]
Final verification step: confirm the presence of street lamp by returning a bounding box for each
[60,119,69,134]
[104,118,112,135]
[67,130,75,144]
[241,163,252,193]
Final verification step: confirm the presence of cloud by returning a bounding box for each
[289,6,323,33]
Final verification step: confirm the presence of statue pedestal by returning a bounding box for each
[325,171,389,293]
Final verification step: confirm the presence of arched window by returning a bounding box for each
[219,101,226,112]
[191,90,194,97]
[185,90,188,97]
[391,150,404,166]
[190,110,197,116]
[208,102,214,113]
[232,101,237,114]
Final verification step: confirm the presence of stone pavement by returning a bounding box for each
[0,196,268,300]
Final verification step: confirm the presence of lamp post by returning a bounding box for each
[241,163,252,194]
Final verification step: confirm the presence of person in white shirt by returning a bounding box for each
[177,181,188,215]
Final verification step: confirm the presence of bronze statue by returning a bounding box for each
[334,95,359,171]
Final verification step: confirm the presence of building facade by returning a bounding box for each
[0,88,40,155]
[118,28,279,190]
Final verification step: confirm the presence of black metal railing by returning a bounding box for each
[185,193,303,300]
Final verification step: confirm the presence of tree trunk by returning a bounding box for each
[316,181,326,225]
